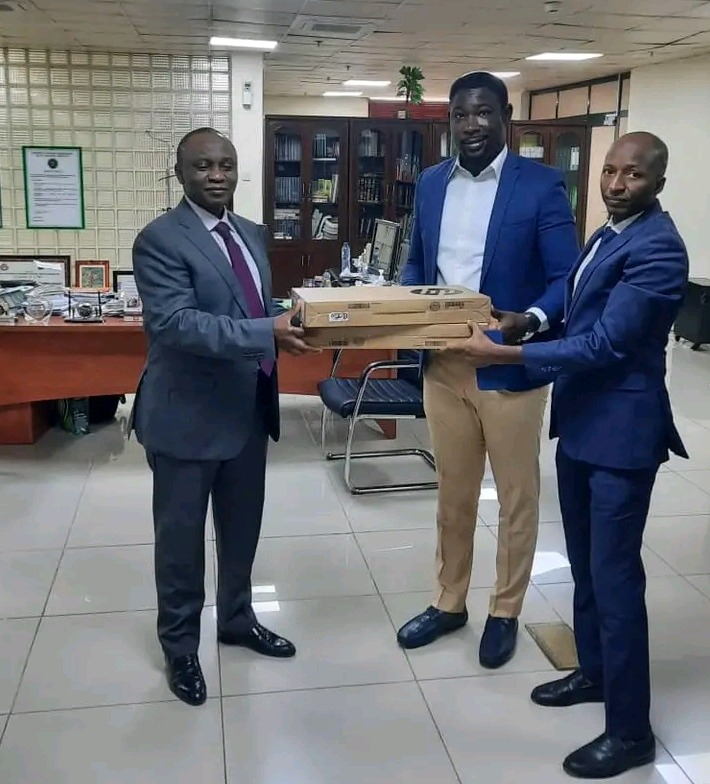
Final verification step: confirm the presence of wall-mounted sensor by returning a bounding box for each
[242,80,253,108]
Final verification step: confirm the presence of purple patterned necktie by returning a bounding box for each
[213,221,273,376]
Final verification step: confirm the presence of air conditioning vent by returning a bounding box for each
[289,15,375,40]
[310,22,363,34]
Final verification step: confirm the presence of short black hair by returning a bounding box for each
[449,71,509,108]
[175,127,228,167]
[619,131,669,178]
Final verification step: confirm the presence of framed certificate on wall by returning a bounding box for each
[22,146,86,229]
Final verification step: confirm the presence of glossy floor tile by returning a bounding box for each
[0,341,709,782]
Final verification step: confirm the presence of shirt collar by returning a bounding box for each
[448,146,508,182]
[185,196,229,233]
[606,212,642,234]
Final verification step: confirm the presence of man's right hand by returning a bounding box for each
[273,302,320,356]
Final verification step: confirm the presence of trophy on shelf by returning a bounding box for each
[64,289,105,323]
[24,296,53,325]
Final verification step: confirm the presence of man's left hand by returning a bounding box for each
[491,308,534,344]
[446,322,502,366]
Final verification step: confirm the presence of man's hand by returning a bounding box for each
[273,302,320,356]
[491,307,537,345]
[446,321,502,366]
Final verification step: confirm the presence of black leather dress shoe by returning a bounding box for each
[166,654,207,706]
[397,606,468,649]
[563,733,656,779]
[531,669,604,707]
[219,622,296,658]
[479,615,518,668]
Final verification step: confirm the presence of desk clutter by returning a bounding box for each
[293,284,490,349]
[0,257,142,324]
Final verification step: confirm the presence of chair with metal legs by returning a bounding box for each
[317,350,437,495]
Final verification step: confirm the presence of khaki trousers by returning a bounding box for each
[424,353,548,618]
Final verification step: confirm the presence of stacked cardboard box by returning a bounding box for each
[291,285,491,349]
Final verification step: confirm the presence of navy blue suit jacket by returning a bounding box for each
[401,152,579,391]
[522,203,689,469]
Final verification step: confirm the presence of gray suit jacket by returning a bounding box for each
[130,198,280,461]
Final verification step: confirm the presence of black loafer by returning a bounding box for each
[478,615,518,669]
[563,732,655,779]
[396,606,468,649]
[166,654,207,707]
[531,670,604,707]
[219,622,296,658]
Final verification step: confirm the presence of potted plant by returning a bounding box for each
[396,65,425,118]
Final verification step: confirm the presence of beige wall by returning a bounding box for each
[628,54,710,277]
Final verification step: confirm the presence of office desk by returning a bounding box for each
[0,319,396,444]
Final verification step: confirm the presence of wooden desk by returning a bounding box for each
[0,318,396,444]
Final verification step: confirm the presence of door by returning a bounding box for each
[432,122,452,163]
[350,121,391,251]
[510,125,548,163]
[550,126,589,239]
[392,124,427,240]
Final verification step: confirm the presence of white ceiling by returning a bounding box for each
[2,0,710,96]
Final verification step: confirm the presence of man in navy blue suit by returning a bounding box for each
[458,131,689,779]
[397,71,579,668]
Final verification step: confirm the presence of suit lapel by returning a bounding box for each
[480,154,520,289]
[175,199,251,318]
[565,227,606,315]
[427,161,455,284]
[566,206,660,320]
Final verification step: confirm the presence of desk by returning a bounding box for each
[0,319,396,444]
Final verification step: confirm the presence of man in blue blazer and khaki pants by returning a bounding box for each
[131,128,317,706]
[397,71,579,668]
[461,131,689,778]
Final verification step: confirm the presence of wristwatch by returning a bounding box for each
[523,311,541,338]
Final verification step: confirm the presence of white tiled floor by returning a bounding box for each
[0,340,709,783]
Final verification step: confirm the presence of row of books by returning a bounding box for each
[275,176,301,204]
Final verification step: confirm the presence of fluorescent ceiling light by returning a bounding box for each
[491,71,520,78]
[323,90,363,97]
[343,79,391,87]
[526,52,603,61]
[209,36,278,50]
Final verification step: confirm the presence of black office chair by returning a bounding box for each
[317,350,437,495]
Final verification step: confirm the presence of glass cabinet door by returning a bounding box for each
[553,130,583,215]
[309,126,343,243]
[393,127,424,239]
[270,125,303,240]
[515,130,546,162]
[355,126,387,242]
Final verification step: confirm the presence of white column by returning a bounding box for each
[230,52,265,223]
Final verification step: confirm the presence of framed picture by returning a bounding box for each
[112,269,136,294]
[0,254,71,286]
[75,259,110,290]
[22,146,85,229]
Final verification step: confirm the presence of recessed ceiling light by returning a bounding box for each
[209,36,278,51]
[323,90,363,97]
[343,79,391,87]
[491,71,521,78]
[526,52,603,61]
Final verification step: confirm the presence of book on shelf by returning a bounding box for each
[275,134,301,162]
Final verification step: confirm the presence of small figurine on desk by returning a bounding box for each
[64,289,105,323]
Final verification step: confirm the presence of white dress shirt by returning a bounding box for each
[573,213,642,293]
[436,147,547,332]
[185,196,264,303]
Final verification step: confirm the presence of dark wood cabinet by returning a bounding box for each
[509,121,591,240]
[264,117,590,295]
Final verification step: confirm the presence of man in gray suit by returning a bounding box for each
[131,127,316,706]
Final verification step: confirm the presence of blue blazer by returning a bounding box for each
[130,198,280,461]
[522,203,688,469]
[401,152,579,391]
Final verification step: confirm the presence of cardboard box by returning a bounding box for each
[292,285,490,328]
[304,323,472,350]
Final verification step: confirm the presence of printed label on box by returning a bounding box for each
[328,311,350,323]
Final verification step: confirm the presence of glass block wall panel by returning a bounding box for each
[0,48,232,268]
